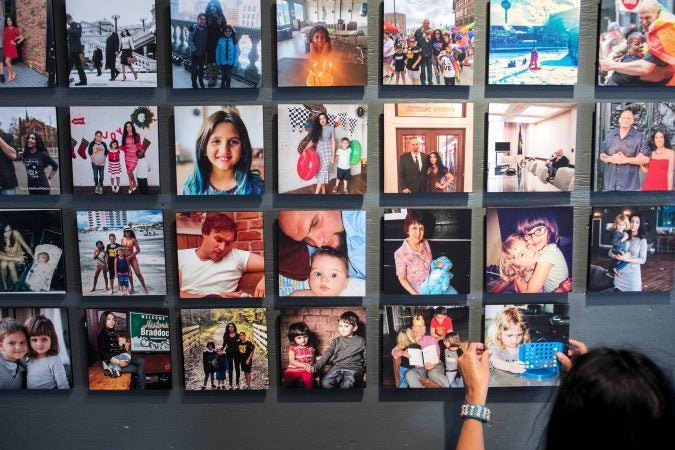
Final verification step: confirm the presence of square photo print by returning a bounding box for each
[0,308,72,390]
[594,102,674,192]
[76,210,166,296]
[176,212,264,299]
[170,0,262,88]
[0,107,60,195]
[276,0,368,87]
[277,210,365,297]
[487,103,577,193]
[85,309,171,391]
[64,0,157,87]
[382,209,471,295]
[280,307,366,389]
[382,305,469,389]
[588,205,674,293]
[70,106,159,195]
[0,209,65,294]
[485,207,573,295]
[180,308,268,391]
[484,304,569,387]
[382,0,476,86]
[277,104,367,195]
[597,0,674,87]
[383,103,473,193]
[175,105,264,195]
[488,0,579,85]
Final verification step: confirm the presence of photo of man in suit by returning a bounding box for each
[398,137,428,193]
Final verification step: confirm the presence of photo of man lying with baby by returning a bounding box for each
[0,308,71,390]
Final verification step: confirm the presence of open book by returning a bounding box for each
[408,346,440,366]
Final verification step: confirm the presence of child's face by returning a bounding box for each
[97,242,104,250]
[308,254,349,296]
[118,337,127,346]
[338,320,357,337]
[37,254,49,264]
[239,333,246,342]
[109,235,116,244]
[95,133,102,143]
[217,348,224,355]
[396,47,403,53]
[628,37,644,56]
[312,31,327,49]
[341,140,350,149]
[111,142,118,150]
[206,122,241,174]
[509,239,539,270]
[434,313,446,324]
[500,325,524,351]
[30,335,51,357]
[0,331,28,362]
[293,334,309,347]
[523,225,549,252]
[616,220,627,232]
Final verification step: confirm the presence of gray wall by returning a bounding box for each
[1,1,673,449]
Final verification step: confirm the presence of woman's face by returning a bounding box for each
[3,225,11,237]
[630,216,640,233]
[125,123,133,133]
[27,134,36,149]
[406,222,425,244]
[105,314,116,330]
[312,31,327,49]
[206,122,241,173]
[429,153,437,166]
[6,17,13,27]
[653,132,665,148]
[228,324,235,332]
[318,114,328,126]
[524,225,549,252]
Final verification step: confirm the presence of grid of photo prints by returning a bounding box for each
[180,308,268,391]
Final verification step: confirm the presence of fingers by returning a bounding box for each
[555,352,573,371]
[568,338,588,355]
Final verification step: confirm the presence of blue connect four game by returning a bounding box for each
[519,341,564,379]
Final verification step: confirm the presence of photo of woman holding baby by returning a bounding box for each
[383,209,471,295]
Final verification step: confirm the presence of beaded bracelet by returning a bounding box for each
[460,403,491,423]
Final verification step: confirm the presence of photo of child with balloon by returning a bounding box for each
[277,104,367,195]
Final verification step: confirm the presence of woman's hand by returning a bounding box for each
[458,342,490,404]
[555,338,588,372]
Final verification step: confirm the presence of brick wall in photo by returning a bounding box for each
[16,0,48,75]
[176,212,264,257]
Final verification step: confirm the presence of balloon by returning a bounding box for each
[349,140,362,165]
[297,148,320,181]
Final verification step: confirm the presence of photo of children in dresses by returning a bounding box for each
[85,309,171,391]
[0,107,60,195]
[277,104,367,195]
[180,308,268,391]
[70,106,159,195]
[175,105,264,195]
[485,207,573,295]
[170,0,262,89]
[382,305,469,389]
[588,206,675,293]
[594,102,674,192]
[0,209,65,294]
[382,209,471,295]
[280,307,366,389]
[0,308,71,389]
[382,0,475,86]
[76,210,166,296]
[484,304,570,387]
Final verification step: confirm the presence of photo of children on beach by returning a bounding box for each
[383,103,473,193]
[588,205,675,293]
[597,0,674,87]
[484,304,569,387]
[170,0,262,88]
[485,207,573,295]
[488,0,579,85]
[280,307,365,389]
[180,308,268,391]
[382,305,469,389]
[382,0,475,86]
[70,106,159,195]
[85,308,171,391]
[594,102,674,192]
[64,0,157,87]
[174,105,263,195]
[277,104,367,195]
[277,210,366,297]
[382,209,471,295]
[176,212,264,299]
[0,0,56,88]
[276,0,368,86]
[0,308,71,389]
[76,210,166,296]
[487,103,576,192]
[0,209,65,294]
[0,107,60,195]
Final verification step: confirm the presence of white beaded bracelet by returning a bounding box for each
[460,403,491,423]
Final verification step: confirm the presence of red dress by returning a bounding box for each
[641,158,669,191]
[3,27,20,59]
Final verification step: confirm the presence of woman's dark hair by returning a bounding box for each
[629,213,647,240]
[183,109,259,195]
[205,0,225,17]
[545,348,675,450]
[226,322,238,334]
[287,322,311,343]
[427,151,448,175]
[122,29,131,38]
[651,128,672,150]
[123,228,137,239]
[0,223,16,252]
[96,311,115,336]
[309,113,328,146]
[5,16,17,27]
[403,210,424,234]
[24,133,48,154]
[122,121,140,145]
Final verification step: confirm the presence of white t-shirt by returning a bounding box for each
[136,157,150,178]
[440,53,456,78]
[538,244,568,293]
[336,147,351,170]
[178,248,250,296]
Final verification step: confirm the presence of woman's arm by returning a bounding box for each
[14,231,33,258]
[14,31,25,46]
[397,275,418,295]
[457,343,491,450]
[513,261,553,293]
[667,153,674,191]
